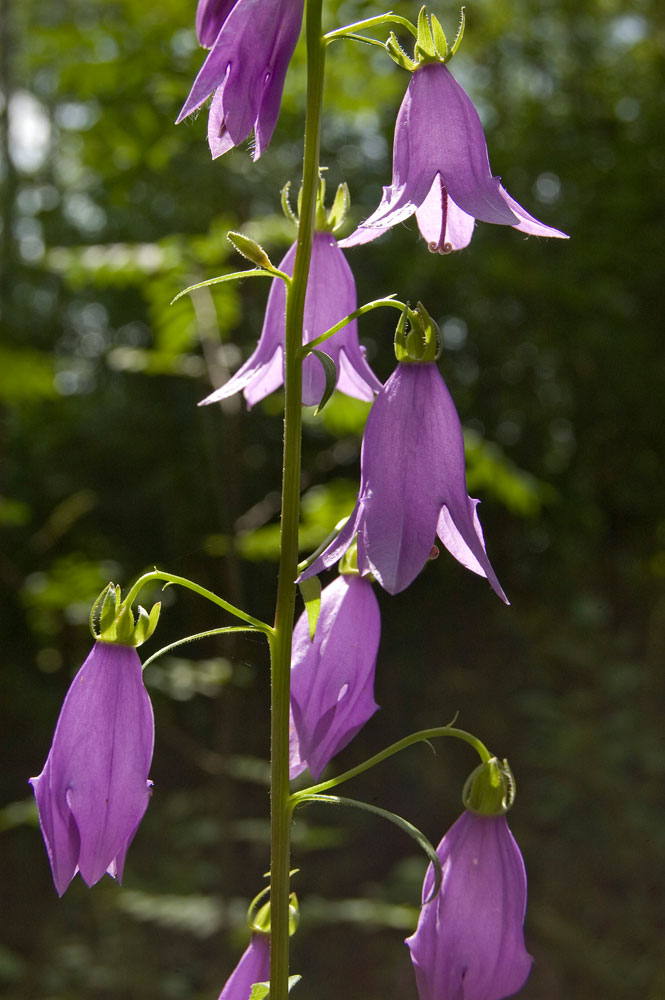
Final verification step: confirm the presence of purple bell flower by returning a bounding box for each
[406,811,533,1000]
[196,0,238,48]
[341,62,567,253]
[217,933,271,1000]
[299,362,507,599]
[29,641,154,896]
[200,232,382,409]
[177,0,304,160]
[289,574,380,781]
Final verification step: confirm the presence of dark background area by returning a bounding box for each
[1,0,664,997]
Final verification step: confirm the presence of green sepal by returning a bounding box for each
[339,541,360,577]
[99,583,121,635]
[248,893,299,936]
[281,181,299,227]
[385,31,416,71]
[415,6,437,59]
[114,603,135,644]
[249,975,301,1000]
[463,757,516,816]
[227,231,275,271]
[395,302,441,363]
[133,602,161,645]
[429,14,448,59]
[309,349,337,414]
[449,7,466,59]
[298,575,322,641]
[327,182,350,232]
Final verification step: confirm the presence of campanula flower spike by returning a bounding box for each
[406,759,533,1000]
[342,8,567,253]
[177,0,305,160]
[200,180,382,408]
[29,584,159,895]
[289,550,380,781]
[300,306,507,598]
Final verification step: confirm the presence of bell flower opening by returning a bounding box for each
[177,0,304,161]
[289,574,380,781]
[341,62,567,253]
[200,231,382,409]
[406,811,533,1000]
[29,641,154,896]
[299,362,507,599]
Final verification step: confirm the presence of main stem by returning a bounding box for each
[269,3,325,999]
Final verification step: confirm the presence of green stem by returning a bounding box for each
[324,14,418,44]
[121,570,272,633]
[300,296,406,355]
[269,3,325,999]
[290,726,492,805]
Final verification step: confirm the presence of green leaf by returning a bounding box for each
[295,795,443,903]
[298,575,322,641]
[309,350,337,414]
[249,975,301,1000]
[170,270,277,305]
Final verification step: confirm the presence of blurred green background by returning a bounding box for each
[2,0,664,997]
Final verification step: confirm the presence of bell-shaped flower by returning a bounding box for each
[406,810,533,1000]
[341,62,567,253]
[196,0,238,48]
[299,361,507,598]
[29,641,154,895]
[217,932,271,1000]
[177,0,304,160]
[200,231,382,409]
[289,573,380,781]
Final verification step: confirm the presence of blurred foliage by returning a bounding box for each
[2,0,665,998]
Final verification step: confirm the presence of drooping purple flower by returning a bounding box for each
[177,0,304,160]
[200,232,382,409]
[289,574,380,782]
[406,811,533,1000]
[29,641,154,896]
[196,0,238,48]
[299,362,507,599]
[341,62,567,253]
[217,933,271,1000]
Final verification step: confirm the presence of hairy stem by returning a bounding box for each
[269,3,325,999]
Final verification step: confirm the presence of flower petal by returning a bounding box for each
[290,575,380,780]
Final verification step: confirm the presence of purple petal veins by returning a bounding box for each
[178,0,304,161]
[29,641,154,895]
[300,363,507,599]
[341,62,567,251]
[289,574,380,780]
[200,232,382,408]
[406,812,533,1000]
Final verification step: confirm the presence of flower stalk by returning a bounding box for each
[268,2,325,998]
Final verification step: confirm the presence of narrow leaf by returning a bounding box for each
[249,975,301,1000]
[449,5,466,58]
[297,794,443,902]
[298,575,321,641]
[170,270,278,305]
[309,349,337,414]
